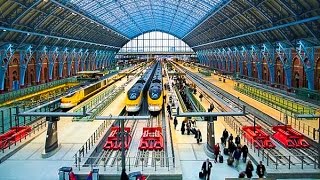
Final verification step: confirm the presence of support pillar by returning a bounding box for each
[296,41,315,89]
[207,116,216,152]
[19,45,33,87]
[35,46,47,83]
[0,44,15,91]
[48,48,58,81]
[42,116,61,158]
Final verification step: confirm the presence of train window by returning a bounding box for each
[129,93,137,100]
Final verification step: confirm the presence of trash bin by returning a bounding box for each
[58,167,72,180]
[92,169,99,180]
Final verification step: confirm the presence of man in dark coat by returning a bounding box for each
[173,117,178,130]
[201,158,212,180]
[241,145,249,162]
[195,129,202,144]
[235,135,241,146]
[256,161,266,178]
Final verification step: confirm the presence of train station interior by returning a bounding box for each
[0,0,319,180]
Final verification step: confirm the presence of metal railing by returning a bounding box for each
[0,77,77,104]
[0,118,46,155]
[0,102,60,134]
[73,85,124,121]
[185,87,206,112]
[174,86,187,112]
[74,120,111,159]
[73,155,176,172]
[224,116,319,170]
[234,83,316,115]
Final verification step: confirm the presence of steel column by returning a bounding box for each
[35,46,47,83]
[0,44,15,91]
[276,43,292,87]
[296,41,315,89]
[18,45,33,87]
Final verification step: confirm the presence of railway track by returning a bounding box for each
[172,63,320,166]
[134,111,166,168]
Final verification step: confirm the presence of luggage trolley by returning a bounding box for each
[128,171,147,180]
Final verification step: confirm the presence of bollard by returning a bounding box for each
[267,153,269,166]
[78,157,81,171]
[129,157,131,171]
[301,156,304,169]
[289,156,291,169]
[275,157,278,169]
[142,159,144,171]
[75,154,77,167]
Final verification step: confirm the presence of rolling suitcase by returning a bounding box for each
[219,155,223,163]
[227,157,234,166]
[223,148,229,155]
[199,171,204,179]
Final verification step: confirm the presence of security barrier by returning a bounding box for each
[272,125,310,148]
[242,126,275,149]
[103,127,132,150]
[138,127,164,151]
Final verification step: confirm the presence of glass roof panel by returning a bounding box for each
[67,0,226,39]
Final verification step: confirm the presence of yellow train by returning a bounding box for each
[125,64,156,112]
[60,66,140,109]
[147,62,163,112]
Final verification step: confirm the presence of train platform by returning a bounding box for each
[182,64,319,141]
[0,77,78,108]
[0,74,137,180]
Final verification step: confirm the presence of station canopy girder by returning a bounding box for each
[0,0,319,51]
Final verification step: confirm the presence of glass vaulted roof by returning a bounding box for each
[68,0,225,39]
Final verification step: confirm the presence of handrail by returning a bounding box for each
[74,155,176,172]
[174,86,187,112]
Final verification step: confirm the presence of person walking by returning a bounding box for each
[233,148,242,168]
[235,135,241,146]
[173,117,178,130]
[223,129,229,143]
[222,129,229,146]
[186,120,191,135]
[213,143,220,163]
[229,133,234,142]
[195,129,202,144]
[181,122,185,135]
[201,158,212,180]
[256,161,266,178]
[199,93,203,102]
[245,160,254,178]
[241,145,249,162]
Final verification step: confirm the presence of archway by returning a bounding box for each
[316,58,320,91]
[243,62,248,76]
[29,69,34,86]
[275,58,284,85]
[292,57,303,88]
[44,67,48,83]
[12,71,18,90]
[252,63,258,79]
[262,58,269,83]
